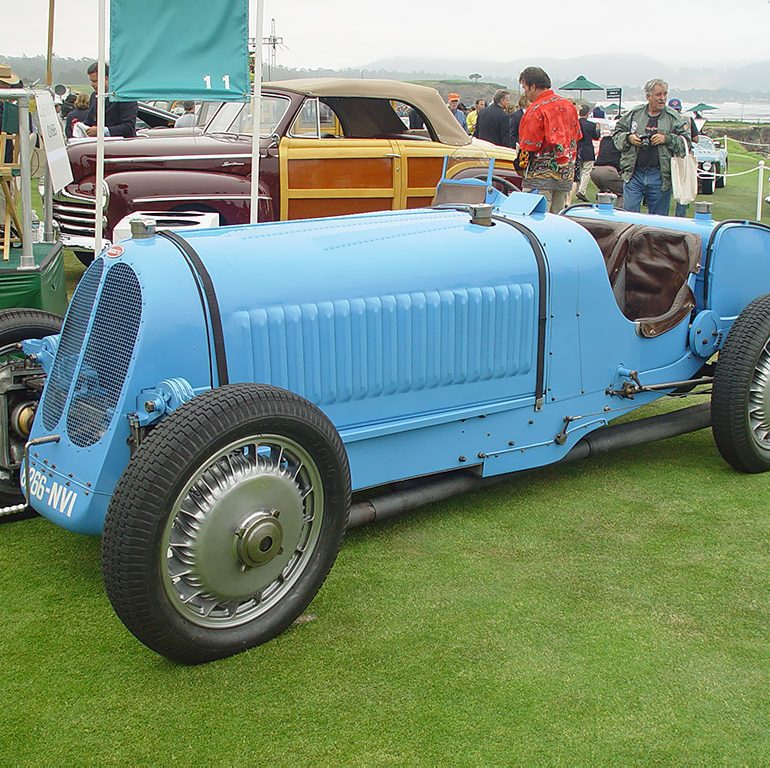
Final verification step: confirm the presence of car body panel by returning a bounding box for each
[24,186,770,534]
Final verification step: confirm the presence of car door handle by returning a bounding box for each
[384,153,401,158]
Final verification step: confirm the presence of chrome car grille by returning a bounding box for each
[52,188,105,239]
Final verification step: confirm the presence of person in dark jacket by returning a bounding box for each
[575,105,601,201]
[84,61,138,138]
[590,126,624,208]
[508,94,529,147]
[474,89,512,147]
[408,107,424,130]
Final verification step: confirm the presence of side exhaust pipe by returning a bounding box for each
[348,403,711,528]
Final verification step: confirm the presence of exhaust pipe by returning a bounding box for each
[348,403,711,528]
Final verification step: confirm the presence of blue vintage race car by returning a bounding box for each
[693,135,729,194]
[1,175,769,663]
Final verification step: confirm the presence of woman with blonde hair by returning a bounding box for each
[65,92,92,140]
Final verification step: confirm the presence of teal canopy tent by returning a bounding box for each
[559,75,603,101]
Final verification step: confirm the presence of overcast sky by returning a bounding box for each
[2,0,768,69]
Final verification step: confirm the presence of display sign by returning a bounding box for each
[109,0,250,102]
[606,88,622,99]
[33,90,73,193]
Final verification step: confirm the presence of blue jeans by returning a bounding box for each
[623,167,672,216]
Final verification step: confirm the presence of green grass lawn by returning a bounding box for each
[1,400,768,765]
[2,143,768,766]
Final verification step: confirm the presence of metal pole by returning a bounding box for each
[249,0,264,224]
[94,0,106,254]
[46,0,55,87]
[757,160,765,222]
[44,0,56,243]
[17,96,35,270]
[43,169,53,242]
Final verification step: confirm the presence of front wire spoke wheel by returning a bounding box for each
[101,384,350,664]
[162,434,324,629]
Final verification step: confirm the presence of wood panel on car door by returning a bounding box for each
[279,137,403,221]
[395,141,519,209]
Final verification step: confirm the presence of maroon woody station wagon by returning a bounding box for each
[53,79,521,263]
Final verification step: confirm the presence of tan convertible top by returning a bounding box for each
[265,78,472,147]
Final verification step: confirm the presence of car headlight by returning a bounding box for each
[702,161,713,171]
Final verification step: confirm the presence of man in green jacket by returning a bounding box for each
[612,78,690,215]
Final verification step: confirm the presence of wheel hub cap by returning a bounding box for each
[161,436,323,628]
[235,511,284,568]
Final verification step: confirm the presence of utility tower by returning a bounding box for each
[263,19,284,81]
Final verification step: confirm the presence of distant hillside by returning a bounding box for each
[0,55,93,87]
[363,54,770,100]
[5,53,770,103]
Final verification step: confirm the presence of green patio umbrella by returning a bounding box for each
[559,74,603,100]
[604,103,620,113]
[688,102,717,113]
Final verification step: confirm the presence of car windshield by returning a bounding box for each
[204,96,291,136]
[697,136,716,152]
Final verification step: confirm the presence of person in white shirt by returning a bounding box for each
[174,102,197,128]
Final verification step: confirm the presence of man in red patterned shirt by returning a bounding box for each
[517,66,582,213]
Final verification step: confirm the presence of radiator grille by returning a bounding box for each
[66,263,142,447]
[42,259,104,431]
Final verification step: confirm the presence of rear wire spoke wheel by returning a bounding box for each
[101,383,350,664]
[0,309,63,522]
[712,294,770,472]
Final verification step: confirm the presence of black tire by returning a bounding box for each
[0,309,63,521]
[73,250,94,267]
[716,161,726,189]
[712,294,770,473]
[699,170,715,195]
[0,308,63,351]
[101,383,351,664]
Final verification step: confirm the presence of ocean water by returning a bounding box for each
[604,102,770,123]
[707,103,770,122]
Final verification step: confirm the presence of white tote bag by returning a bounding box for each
[671,152,698,205]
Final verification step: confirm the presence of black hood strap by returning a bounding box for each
[158,230,229,387]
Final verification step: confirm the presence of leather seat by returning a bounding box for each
[571,217,701,337]
[612,227,701,337]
